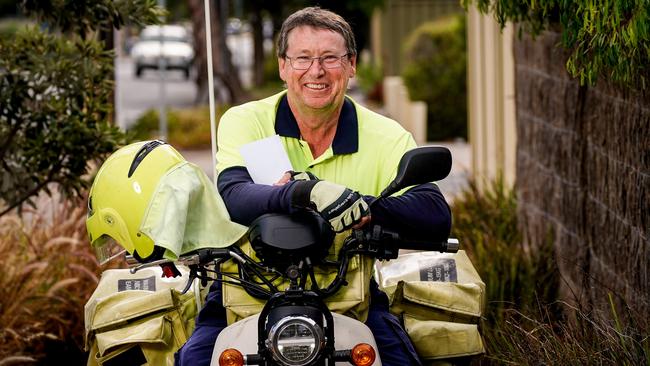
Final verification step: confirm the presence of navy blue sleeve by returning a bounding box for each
[217,167,297,226]
[218,167,451,241]
[364,183,451,242]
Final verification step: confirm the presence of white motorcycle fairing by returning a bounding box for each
[210,312,382,365]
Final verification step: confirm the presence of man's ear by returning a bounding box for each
[278,57,287,81]
[348,54,357,78]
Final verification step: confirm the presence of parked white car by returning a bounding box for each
[130,25,194,79]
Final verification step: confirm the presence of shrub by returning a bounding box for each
[263,51,282,86]
[0,18,33,39]
[0,28,129,217]
[0,1,162,218]
[248,48,285,100]
[402,15,467,141]
[355,57,384,103]
[129,104,230,149]
[0,197,124,364]
[452,177,559,324]
[451,178,649,364]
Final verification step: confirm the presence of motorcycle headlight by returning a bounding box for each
[266,316,324,366]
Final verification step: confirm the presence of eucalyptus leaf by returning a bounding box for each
[464,0,649,90]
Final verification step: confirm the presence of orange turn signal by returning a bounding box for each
[351,343,376,366]
[219,348,244,366]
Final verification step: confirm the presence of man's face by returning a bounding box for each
[279,26,356,113]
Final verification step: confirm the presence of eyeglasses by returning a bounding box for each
[284,53,351,70]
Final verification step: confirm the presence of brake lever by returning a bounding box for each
[177,254,201,266]
[129,258,175,274]
[180,269,197,295]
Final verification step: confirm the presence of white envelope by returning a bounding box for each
[239,135,293,185]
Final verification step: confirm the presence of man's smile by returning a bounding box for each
[304,83,328,90]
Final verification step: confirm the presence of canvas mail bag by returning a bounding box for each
[84,266,204,366]
[375,250,486,360]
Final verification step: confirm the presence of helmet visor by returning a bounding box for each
[93,235,126,265]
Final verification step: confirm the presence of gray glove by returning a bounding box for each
[291,180,369,232]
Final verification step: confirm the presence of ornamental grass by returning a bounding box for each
[0,197,122,364]
[452,177,649,365]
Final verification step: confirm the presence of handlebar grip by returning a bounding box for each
[364,225,460,253]
[392,233,460,253]
[445,238,460,252]
[366,225,460,253]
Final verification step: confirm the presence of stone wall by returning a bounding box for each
[514,30,649,328]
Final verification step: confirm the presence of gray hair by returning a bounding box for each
[277,7,357,58]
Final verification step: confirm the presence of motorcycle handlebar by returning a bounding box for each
[399,237,459,252]
[127,227,459,280]
[369,226,460,253]
[127,248,232,274]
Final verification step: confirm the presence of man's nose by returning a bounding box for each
[307,58,326,75]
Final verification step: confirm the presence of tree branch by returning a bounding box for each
[0,122,21,162]
[0,168,58,218]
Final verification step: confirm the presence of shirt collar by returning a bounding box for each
[275,94,359,155]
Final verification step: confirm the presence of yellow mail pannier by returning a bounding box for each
[375,250,486,362]
[84,266,204,366]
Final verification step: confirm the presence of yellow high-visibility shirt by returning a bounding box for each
[216,91,416,195]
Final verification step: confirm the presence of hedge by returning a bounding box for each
[401,15,467,141]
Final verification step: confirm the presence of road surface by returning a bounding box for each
[115,57,197,130]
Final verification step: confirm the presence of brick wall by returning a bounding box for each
[514,30,649,328]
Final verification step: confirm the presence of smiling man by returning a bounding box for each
[175,7,451,366]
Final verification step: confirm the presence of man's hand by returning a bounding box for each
[274,171,317,186]
[291,180,369,232]
[274,172,292,186]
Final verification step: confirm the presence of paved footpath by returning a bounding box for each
[180,141,470,202]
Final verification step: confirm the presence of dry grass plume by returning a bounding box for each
[0,197,122,364]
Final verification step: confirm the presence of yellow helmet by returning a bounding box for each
[86,140,185,263]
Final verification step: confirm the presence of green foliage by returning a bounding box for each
[355,58,383,102]
[0,1,161,217]
[451,178,649,364]
[247,52,284,100]
[402,15,467,141]
[164,0,190,22]
[263,51,283,86]
[0,29,129,216]
[464,0,650,89]
[20,0,164,38]
[451,177,558,324]
[129,105,230,149]
[0,18,33,39]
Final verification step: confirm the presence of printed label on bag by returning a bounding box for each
[118,276,156,292]
[419,259,457,282]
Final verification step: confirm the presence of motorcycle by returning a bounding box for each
[127,146,457,366]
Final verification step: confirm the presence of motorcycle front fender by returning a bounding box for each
[210,313,382,365]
